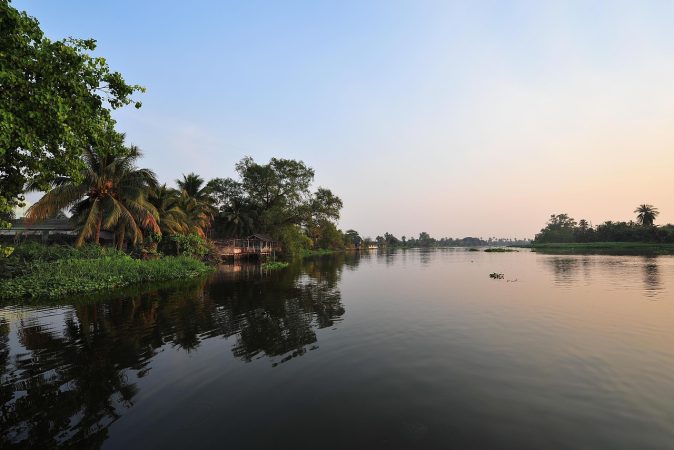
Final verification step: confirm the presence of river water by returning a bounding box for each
[1,249,673,449]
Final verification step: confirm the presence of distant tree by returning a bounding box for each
[634,204,659,227]
[534,214,577,243]
[344,229,362,247]
[418,232,434,247]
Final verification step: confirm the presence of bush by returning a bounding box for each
[163,233,214,259]
[278,226,312,259]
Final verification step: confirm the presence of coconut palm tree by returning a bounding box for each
[634,204,659,227]
[148,184,190,236]
[27,146,159,246]
[176,173,216,236]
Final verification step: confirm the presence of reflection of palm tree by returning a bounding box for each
[634,204,659,226]
[642,257,662,297]
[27,146,158,246]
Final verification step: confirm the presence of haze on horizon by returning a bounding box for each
[16,0,674,239]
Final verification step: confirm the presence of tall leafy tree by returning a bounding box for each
[26,140,158,246]
[0,1,143,210]
[634,204,659,226]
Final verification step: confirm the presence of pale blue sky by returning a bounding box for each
[16,0,674,238]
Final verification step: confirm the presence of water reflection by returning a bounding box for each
[642,257,662,298]
[542,254,666,297]
[0,254,356,449]
[544,256,580,287]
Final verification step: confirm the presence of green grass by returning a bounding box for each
[484,248,518,252]
[0,252,212,300]
[531,242,674,254]
[261,261,289,270]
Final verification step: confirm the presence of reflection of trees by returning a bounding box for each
[543,257,579,286]
[0,255,353,448]
[642,257,662,297]
[208,255,349,365]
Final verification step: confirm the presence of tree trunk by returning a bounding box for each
[94,213,102,244]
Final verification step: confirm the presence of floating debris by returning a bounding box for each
[489,272,504,279]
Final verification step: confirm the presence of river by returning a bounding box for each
[1,248,673,449]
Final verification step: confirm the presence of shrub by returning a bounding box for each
[165,233,213,259]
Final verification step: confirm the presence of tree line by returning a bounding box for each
[534,205,674,244]
[340,230,530,249]
[0,2,346,258]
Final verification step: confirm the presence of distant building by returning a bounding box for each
[0,219,112,244]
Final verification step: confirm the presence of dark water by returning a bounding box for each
[1,249,674,449]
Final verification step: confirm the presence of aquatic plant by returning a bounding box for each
[0,253,211,300]
[261,261,289,270]
[489,272,504,279]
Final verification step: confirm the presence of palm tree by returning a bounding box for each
[634,204,659,227]
[27,146,159,246]
[148,184,190,236]
[176,173,216,236]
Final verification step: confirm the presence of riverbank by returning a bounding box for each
[0,244,212,300]
[528,242,674,254]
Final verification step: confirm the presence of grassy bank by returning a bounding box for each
[530,242,674,254]
[0,244,212,300]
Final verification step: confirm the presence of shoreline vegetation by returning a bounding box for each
[527,242,674,254]
[529,206,674,254]
[0,244,211,300]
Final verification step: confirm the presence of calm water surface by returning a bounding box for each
[1,249,674,449]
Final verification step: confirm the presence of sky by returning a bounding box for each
[15,0,674,239]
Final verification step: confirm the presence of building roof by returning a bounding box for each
[9,218,75,231]
[247,233,275,242]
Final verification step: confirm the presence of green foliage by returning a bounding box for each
[534,214,577,243]
[300,248,336,257]
[261,261,289,270]
[209,157,342,246]
[168,233,212,259]
[315,221,345,250]
[0,255,210,300]
[534,206,672,245]
[0,1,143,210]
[343,229,362,248]
[0,243,125,279]
[26,139,159,247]
[278,225,312,258]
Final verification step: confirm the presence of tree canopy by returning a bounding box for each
[210,157,342,239]
[0,0,143,213]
